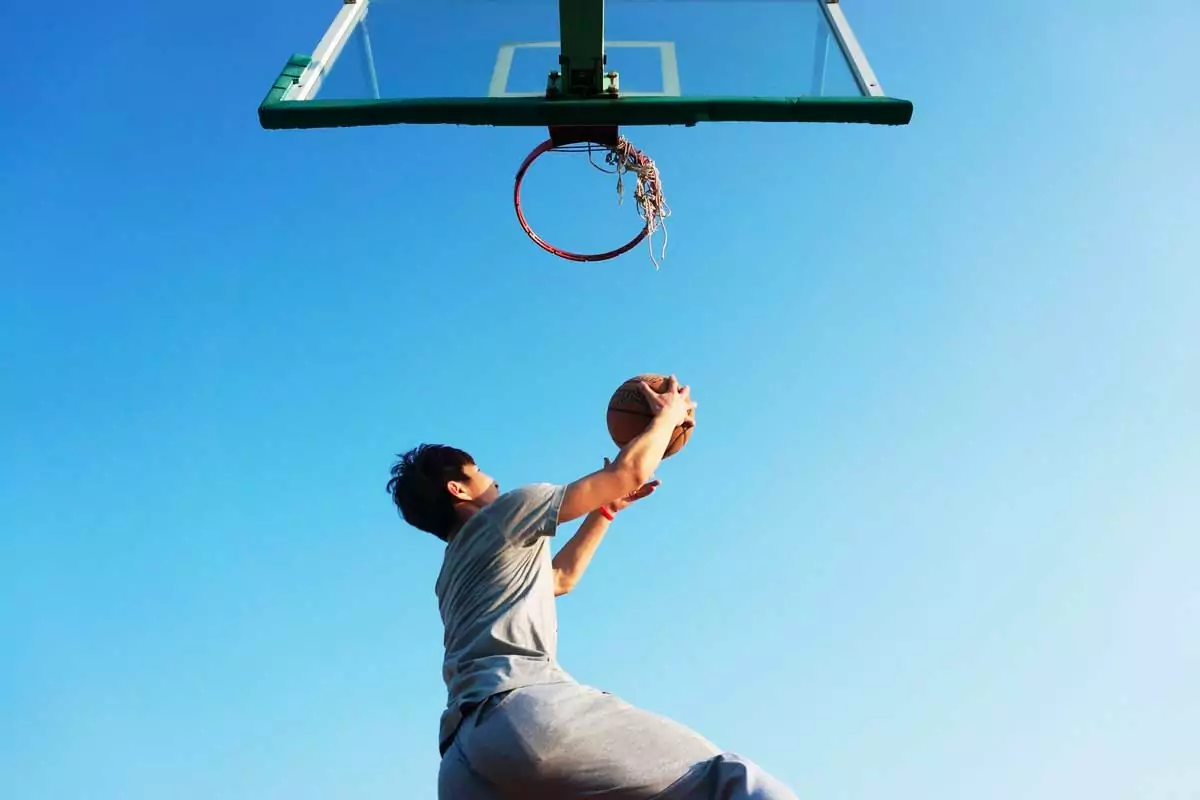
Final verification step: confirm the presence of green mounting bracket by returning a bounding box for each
[547,70,619,99]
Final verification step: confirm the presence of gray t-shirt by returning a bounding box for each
[434,482,575,751]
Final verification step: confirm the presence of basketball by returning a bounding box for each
[606,373,695,458]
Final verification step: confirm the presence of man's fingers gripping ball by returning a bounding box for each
[606,373,696,459]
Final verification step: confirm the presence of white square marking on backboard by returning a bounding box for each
[488,41,681,98]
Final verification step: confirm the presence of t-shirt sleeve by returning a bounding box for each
[485,483,566,546]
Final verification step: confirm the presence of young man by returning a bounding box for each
[387,376,797,799]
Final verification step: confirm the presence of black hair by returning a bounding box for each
[386,444,475,541]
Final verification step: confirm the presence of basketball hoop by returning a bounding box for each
[513,136,670,266]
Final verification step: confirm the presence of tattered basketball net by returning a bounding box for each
[514,136,671,267]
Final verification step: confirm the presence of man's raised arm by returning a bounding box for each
[558,376,693,523]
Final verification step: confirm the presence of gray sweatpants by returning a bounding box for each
[438,682,798,799]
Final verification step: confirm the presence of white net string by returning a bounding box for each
[586,138,672,269]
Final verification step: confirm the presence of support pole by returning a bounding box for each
[557,0,606,96]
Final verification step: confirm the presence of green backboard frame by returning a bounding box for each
[258,0,913,131]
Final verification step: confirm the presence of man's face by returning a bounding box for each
[448,462,500,507]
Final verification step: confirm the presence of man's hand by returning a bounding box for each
[558,375,695,523]
[601,457,660,514]
[639,375,696,430]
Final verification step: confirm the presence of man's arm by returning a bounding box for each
[558,377,693,523]
[552,510,611,596]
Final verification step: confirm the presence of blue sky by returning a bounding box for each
[2,0,1198,798]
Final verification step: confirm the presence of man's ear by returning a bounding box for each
[446,480,470,501]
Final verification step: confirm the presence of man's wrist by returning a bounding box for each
[599,506,615,521]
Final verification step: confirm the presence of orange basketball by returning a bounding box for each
[606,373,695,458]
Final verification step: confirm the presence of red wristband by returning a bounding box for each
[599,506,615,521]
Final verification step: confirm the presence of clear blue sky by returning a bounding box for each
[3,1,1198,798]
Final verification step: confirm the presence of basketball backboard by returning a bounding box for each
[259,0,912,130]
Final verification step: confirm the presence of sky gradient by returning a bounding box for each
[2,0,1198,798]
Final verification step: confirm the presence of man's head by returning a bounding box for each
[386,444,500,541]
